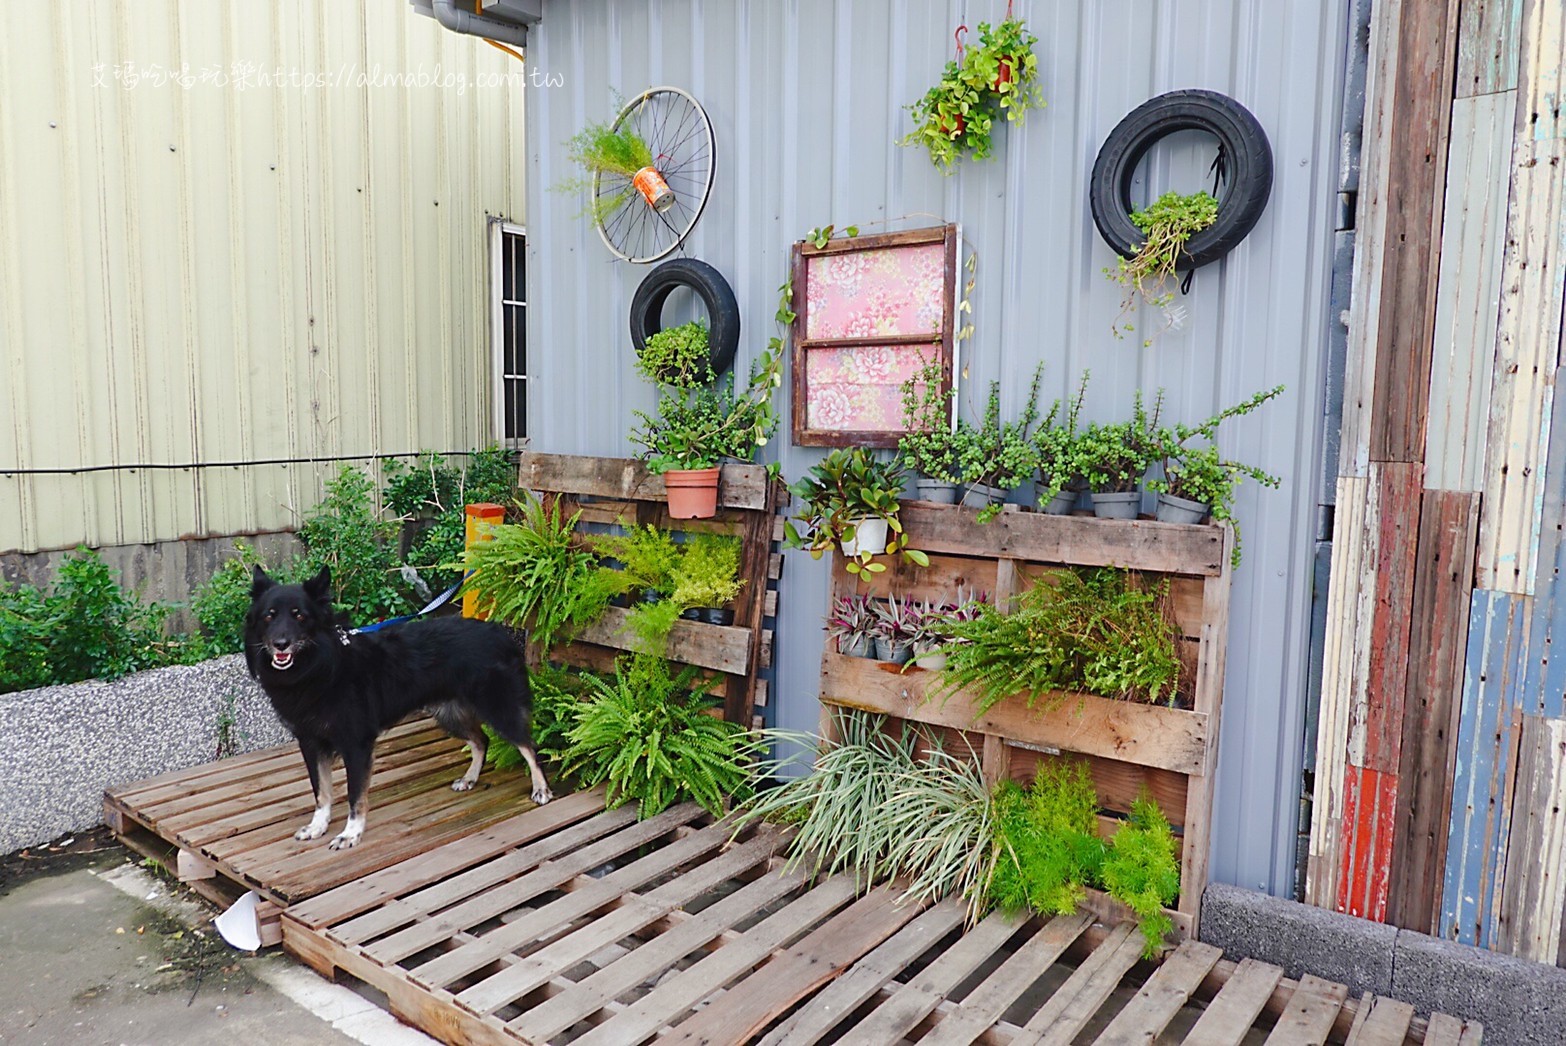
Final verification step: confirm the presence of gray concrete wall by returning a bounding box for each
[0,655,293,855]
[1202,881,1566,1044]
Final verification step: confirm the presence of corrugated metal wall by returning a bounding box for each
[0,0,526,554]
[523,0,1348,898]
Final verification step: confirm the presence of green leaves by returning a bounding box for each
[784,448,925,573]
[636,320,713,388]
[1100,796,1181,957]
[630,342,784,473]
[1105,190,1220,345]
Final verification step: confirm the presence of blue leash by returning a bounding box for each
[347,576,466,636]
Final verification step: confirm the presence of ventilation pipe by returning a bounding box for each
[411,0,540,46]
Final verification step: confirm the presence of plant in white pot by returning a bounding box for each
[783,448,929,576]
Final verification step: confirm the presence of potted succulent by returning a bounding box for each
[1104,190,1218,345]
[870,595,918,665]
[564,118,673,221]
[629,344,783,519]
[1073,390,1165,519]
[670,532,746,625]
[954,365,1045,522]
[897,355,963,503]
[900,16,1046,173]
[635,320,714,388]
[784,448,929,576]
[826,593,877,659]
[1033,371,1090,515]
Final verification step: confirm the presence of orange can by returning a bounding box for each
[633,166,676,212]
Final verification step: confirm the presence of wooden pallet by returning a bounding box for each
[820,501,1233,936]
[103,719,546,920]
[517,452,788,729]
[280,797,1482,1045]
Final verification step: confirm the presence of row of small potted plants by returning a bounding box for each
[827,591,989,668]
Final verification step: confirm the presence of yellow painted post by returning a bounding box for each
[462,503,505,619]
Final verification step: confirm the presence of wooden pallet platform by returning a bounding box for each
[280,798,1482,1046]
[102,718,549,909]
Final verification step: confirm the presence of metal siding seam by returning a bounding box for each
[1338,0,1404,477]
[1477,137,1566,593]
[1309,474,1372,908]
[1425,91,1515,491]
[221,2,257,533]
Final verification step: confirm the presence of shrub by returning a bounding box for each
[671,533,745,609]
[988,761,1107,916]
[297,465,410,624]
[1100,795,1181,957]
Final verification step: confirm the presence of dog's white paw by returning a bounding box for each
[328,831,360,850]
[451,777,477,792]
[294,824,327,841]
[531,785,553,806]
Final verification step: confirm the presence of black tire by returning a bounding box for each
[1089,90,1273,270]
[629,258,741,380]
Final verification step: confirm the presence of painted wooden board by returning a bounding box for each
[1456,0,1524,96]
[1477,137,1566,594]
[1337,764,1399,921]
[1362,463,1424,773]
[1309,475,1372,909]
[518,451,772,511]
[1495,714,1566,960]
[1425,91,1516,491]
[1520,0,1566,139]
[1518,364,1566,714]
[1441,588,1529,945]
[1339,0,1404,476]
[1368,0,1461,463]
[1388,490,1481,933]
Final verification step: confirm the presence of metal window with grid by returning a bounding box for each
[492,222,527,444]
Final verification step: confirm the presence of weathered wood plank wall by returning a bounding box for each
[1311,0,1566,957]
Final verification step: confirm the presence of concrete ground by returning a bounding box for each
[0,831,437,1046]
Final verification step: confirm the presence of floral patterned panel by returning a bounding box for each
[805,243,946,339]
[805,344,935,432]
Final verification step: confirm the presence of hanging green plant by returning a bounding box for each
[901,18,1046,173]
[635,320,714,388]
[1104,190,1218,344]
[562,119,661,226]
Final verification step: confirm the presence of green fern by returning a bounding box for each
[562,654,761,819]
[988,761,1108,916]
[1100,794,1181,957]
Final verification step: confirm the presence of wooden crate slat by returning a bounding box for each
[1423,1012,1478,1046]
[821,653,1210,777]
[833,909,1028,1046]
[506,864,812,1043]
[1091,938,1224,1046]
[565,876,862,1046]
[754,900,967,1046]
[658,886,926,1045]
[1345,993,1417,1046]
[519,451,771,511]
[1182,957,1286,1046]
[571,606,752,675]
[1260,974,1352,1046]
[921,911,1098,1046]
[1008,922,1145,1046]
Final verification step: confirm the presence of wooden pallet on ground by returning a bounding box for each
[280,798,1482,1045]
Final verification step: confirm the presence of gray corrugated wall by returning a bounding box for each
[523,0,1348,899]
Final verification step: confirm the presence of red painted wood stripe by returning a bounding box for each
[1338,764,1400,922]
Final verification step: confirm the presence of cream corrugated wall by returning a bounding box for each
[0,0,526,554]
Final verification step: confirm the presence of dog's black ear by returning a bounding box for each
[251,565,277,598]
[303,565,333,604]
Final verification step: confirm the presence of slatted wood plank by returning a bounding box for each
[832,909,1027,1046]
[1092,939,1223,1046]
[571,605,752,674]
[1261,974,1351,1046]
[1425,92,1515,489]
[1457,0,1524,96]
[1389,491,1480,933]
[661,887,927,1045]
[1496,714,1566,959]
[919,911,1097,1046]
[1424,1011,1482,1045]
[567,877,864,1046]
[519,452,772,510]
[753,901,966,1046]
[1008,922,1145,1046]
[506,866,812,1043]
[1345,993,1416,1045]
[1182,957,1285,1046]
[1519,0,1566,139]
[452,828,789,1017]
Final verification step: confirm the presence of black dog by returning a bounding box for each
[244,566,552,850]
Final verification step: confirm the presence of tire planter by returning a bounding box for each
[1089,89,1273,271]
[662,466,721,519]
[629,258,741,380]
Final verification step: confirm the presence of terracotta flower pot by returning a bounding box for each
[663,467,721,519]
[939,112,966,137]
[992,56,1017,88]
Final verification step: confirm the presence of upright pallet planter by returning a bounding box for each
[817,501,1232,935]
[517,452,788,729]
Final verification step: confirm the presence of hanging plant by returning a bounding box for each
[562,119,669,225]
[901,17,1046,173]
[1104,190,1218,345]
